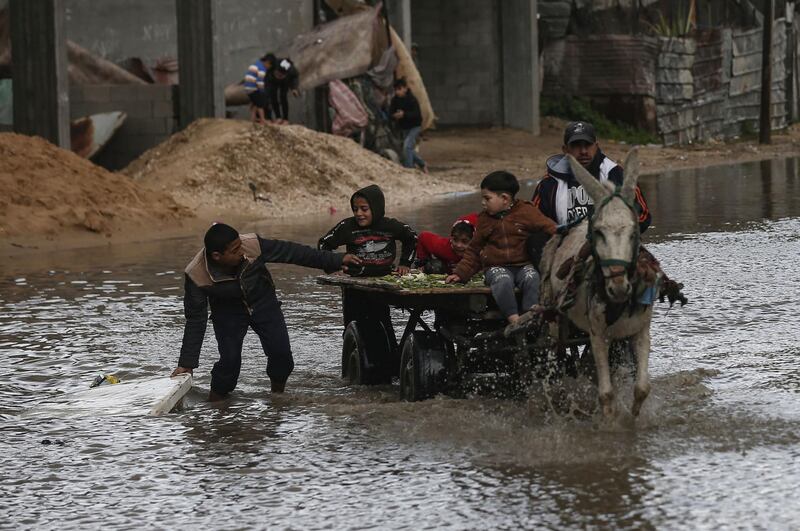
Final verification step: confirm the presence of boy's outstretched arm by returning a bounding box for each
[175,275,208,372]
[259,236,350,273]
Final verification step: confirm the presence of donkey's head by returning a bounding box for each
[567,150,641,304]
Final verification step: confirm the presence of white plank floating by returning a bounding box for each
[25,374,193,418]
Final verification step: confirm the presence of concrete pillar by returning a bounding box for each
[10,0,70,148]
[176,0,225,128]
[500,0,540,134]
[387,0,412,50]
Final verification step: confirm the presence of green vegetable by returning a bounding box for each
[378,272,485,290]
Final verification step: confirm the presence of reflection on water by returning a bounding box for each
[1,159,799,528]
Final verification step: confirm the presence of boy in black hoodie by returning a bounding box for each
[318,184,417,352]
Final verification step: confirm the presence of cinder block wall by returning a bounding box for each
[411,0,503,126]
[70,84,177,170]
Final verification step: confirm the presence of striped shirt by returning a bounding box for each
[243,60,266,93]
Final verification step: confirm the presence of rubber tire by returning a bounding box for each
[342,321,393,385]
[399,331,449,402]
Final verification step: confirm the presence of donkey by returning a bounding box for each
[540,149,653,418]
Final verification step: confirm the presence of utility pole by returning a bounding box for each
[760,0,774,144]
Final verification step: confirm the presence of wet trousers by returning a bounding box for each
[484,264,540,318]
[210,301,293,394]
[402,126,426,169]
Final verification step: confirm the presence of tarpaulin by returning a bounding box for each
[329,79,368,137]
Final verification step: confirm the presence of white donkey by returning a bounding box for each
[540,149,653,418]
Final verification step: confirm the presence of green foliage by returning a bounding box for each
[646,2,696,37]
[541,96,660,145]
[378,273,485,290]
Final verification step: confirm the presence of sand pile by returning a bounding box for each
[124,119,466,218]
[0,133,191,240]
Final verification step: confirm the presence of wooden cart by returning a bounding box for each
[317,274,604,401]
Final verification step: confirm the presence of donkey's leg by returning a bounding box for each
[588,332,614,417]
[630,325,652,417]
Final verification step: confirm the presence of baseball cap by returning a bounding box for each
[563,121,597,145]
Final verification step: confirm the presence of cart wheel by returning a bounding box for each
[342,321,394,385]
[399,331,449,402]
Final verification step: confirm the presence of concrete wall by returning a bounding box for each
[656,19,789,145]
[411,0,503,126]
[70,84,177,170]
[501,0,540,133]
[63,0,315,124]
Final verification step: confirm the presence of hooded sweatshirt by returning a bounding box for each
[532,149,651,232]
[318,184,417,277]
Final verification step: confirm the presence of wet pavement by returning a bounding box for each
[1,157,799,529]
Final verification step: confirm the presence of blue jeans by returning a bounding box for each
[484,265,540,318]
[402,126,426,169]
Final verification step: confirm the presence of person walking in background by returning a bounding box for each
[390,77,428,173]
[266,58,300,125]
[243,53,274,125]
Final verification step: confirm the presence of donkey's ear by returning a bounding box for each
[620,148,640,202]
[567,155,608,202]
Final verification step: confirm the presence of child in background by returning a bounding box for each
[446,171,557,326]
[415,213,478,274]
[243,53,274,125]
[319,184,417,350]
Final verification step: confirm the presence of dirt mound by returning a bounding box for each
[124,119,465,218]
[0,133,191,240]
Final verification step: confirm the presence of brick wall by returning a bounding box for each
[69,84,177,170]
[411,0,502,126]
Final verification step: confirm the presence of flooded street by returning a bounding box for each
[1,158,799,529]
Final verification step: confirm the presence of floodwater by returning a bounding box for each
[1,157,799,529]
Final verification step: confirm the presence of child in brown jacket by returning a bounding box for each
[446,171,557,325]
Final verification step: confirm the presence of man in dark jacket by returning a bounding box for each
[171,223,360,400]
[389,77,427,172]
[266,58,300,124]
[532,121,651,232]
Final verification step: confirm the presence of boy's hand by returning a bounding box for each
[171,367,192,377]
[342,254,362,272]
[392,110,404,120]
[394,265,410,276]
[445,274,462,284]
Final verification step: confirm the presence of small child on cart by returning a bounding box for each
[445,171,557,327]
[318,184,418,351]
[415,213,478,274]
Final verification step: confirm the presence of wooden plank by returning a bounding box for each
[316,275,493,296]
[26,374,193,418]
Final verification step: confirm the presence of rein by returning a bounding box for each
[587,191,640,279]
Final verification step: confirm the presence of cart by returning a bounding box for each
[317,274,612,401]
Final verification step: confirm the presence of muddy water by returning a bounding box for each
[1,158,799,529]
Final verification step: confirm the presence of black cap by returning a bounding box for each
[563,121,596,145]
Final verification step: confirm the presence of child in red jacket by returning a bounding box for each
[415,214,478,274]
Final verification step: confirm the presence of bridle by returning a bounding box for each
[587,191,640,280]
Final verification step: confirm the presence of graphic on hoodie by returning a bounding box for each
[532,150,651,232]
[318,184,417,277]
